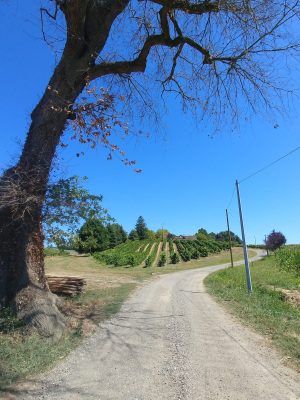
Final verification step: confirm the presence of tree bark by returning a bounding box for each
[0,0,130,339]
[0,60,85,339]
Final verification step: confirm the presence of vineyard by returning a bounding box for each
[93,237,231,268]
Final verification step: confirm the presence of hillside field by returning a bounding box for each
[92,237,236,268]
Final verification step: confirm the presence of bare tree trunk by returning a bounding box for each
[0,61,84,339]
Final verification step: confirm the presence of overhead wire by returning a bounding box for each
[225,144,300,232]
[239,144,300,184]
[226,186,236,211]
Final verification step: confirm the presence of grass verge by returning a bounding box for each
[0,283,135,391]
[204,256,300,370]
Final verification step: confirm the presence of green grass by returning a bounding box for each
[0,310,81,390]
[0,283,135,391]
[205,256,300,370]
[68,283,136,324]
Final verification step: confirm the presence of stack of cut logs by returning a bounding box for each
[46,275,86,297]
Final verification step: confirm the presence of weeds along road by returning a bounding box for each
[19,250,299,400]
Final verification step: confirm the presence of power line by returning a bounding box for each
[226,186,236,210]
[239,144,300,184]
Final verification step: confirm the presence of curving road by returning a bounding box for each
[15,251,300,399]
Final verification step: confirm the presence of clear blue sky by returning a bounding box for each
[1,2,300,244]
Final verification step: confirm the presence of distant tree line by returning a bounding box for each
[44,178,242,254]
[195,228,242,244]
[75,220,127,253]
[128,217,170,242]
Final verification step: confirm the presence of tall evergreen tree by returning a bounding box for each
[107,224,118,249]
[135,216,148,240]
[107,223,127,248]
[119,225,128,243]
[129,229,139,241]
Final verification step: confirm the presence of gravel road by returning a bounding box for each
[13,251,300,400]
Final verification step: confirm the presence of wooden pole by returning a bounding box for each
[236,180,253,293]
[226,209,234,268]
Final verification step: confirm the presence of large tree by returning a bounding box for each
[215,231,241,244]
[77,218,110,253]
[107,223,127,248]
[0,1,299,338]
[135,216,148,240]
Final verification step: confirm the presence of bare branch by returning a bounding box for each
[148,0,240,14]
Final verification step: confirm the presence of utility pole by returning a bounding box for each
[226,209,234,268]
[265,234,269,256]
[236,180,253,293]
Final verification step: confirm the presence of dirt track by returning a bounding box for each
[14,251,300,399]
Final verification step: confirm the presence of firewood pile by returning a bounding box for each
[46,275,86,297]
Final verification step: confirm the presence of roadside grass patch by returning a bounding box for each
[205,256,300,370]
[0,308,81,391]
[0,283,135,391]
[63,283,136,326]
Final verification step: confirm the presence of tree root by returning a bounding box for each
[15,286,66,341]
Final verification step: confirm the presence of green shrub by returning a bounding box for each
[191,249,200,259]
[275,246,300,275]
[144,256,152,268]
[175,241,191,261]
[111,254,120,267]
[158,252,167,267]
[170,253,180,264]
[127,255,136,267]
[181,250,190,261]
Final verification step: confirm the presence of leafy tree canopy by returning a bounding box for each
[215,231,242,244]
[146,229,156,240]
[196,228,241,243]
[265,230,287,251]
[43,176,112,249]
[77,218,110,253]
[156,229,169,240]
[196,228,210,241]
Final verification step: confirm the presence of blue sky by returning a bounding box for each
[1,2,300,244]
